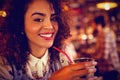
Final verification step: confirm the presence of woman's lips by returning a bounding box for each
[39,32,54,40]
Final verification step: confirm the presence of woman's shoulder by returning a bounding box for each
[0,56,13,79]
[0,56,31,80]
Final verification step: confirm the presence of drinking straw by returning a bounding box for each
[53,46,73,63]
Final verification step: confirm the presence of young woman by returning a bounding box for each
[0,0,97,80]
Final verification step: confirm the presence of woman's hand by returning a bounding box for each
[49,61,97,80]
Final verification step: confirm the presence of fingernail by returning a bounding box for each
[87,76,98,80]
[88,68,96,73]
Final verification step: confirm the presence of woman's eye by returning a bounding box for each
[51,17,58,22]
[34,18,43,22]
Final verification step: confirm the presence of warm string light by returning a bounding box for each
[0,10,7,17]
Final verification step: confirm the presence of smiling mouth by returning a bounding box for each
[39,32,54,40]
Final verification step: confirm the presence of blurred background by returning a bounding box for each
[63,0,120,54]
[61,0,120,58]
[62,0,120,80]
[0,0,120,80]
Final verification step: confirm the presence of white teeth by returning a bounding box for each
[40,34,52,37]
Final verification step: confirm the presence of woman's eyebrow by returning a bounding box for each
[31,12,57,17]
[31,12,45,17]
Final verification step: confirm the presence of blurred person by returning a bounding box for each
[0,0,97,80]
[92,15,120,80]
[62,29,78,60]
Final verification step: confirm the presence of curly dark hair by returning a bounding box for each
[0,0,70,70]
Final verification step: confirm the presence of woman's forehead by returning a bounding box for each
[27,0,55,13]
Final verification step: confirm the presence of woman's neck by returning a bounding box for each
[31,47,47,58]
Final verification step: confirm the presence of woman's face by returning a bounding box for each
[24,0,58,50]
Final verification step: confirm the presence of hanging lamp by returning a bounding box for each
[96,1,118,10]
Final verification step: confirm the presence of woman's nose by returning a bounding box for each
[43,20,53,29]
